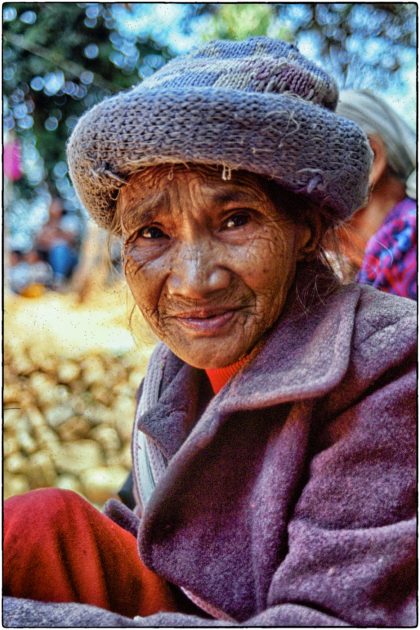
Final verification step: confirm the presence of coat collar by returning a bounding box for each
[137,275,362,459]
[218,281,361,413]
[136,356,212,460]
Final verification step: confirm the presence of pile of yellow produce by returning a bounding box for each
[4,283,156,506]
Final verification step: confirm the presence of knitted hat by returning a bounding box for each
[67,37,372,229]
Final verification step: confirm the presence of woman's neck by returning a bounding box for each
[357,174,406,246]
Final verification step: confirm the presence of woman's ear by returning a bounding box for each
[296,213,323,261]
[368,134,388,188]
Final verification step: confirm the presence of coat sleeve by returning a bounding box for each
[2,596,232,627]
[2,595,344,627]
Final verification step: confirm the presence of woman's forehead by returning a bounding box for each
[118,164,270,210]
[125,164,265,192]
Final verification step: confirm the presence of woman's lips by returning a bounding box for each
[173,309,238,335]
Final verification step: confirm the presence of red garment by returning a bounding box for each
[205,355,252,394]
[3,488,177,617]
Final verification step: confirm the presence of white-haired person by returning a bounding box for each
[336,90,416,299]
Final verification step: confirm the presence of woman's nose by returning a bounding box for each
[167,242,231,299]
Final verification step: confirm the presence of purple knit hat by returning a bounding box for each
[67,37,372,229]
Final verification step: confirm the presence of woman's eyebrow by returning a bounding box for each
[206,188,260,205]
[122,190,170,229]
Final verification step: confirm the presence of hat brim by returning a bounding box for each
[67,86,372,229]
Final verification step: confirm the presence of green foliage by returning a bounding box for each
[3,3,172,207]
[205,4,290,42]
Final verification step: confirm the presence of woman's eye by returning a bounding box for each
[139,225,167,239]
[224,212,250,230]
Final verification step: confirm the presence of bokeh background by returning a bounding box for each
[3,3,417,505]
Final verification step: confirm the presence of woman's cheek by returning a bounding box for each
[124,245,170,326]
[123,245,149,298]
[244,233,289,286]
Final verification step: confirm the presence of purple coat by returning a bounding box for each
[4,280,416,627]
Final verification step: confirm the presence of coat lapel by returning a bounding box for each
[136,361,204,459]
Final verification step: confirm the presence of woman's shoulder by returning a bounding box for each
[320,284,416,431]
[353,284,416,339]
[350,284,416,366]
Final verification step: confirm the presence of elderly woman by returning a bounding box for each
[336,90,417,299]
[4,38,416,628]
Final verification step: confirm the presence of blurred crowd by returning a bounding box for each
[7,198,82,297]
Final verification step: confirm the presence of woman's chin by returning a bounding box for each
[170,340,249,370]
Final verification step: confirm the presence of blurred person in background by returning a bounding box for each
[6,248,52,297]
[7,249,29,295]
[35,197,81,288]
[21,249,54,297]
[336,90,417,300]
[4,38,416,627]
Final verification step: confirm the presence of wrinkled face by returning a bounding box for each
[118,165,310,369]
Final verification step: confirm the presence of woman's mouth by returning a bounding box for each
[173,309,238,335]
